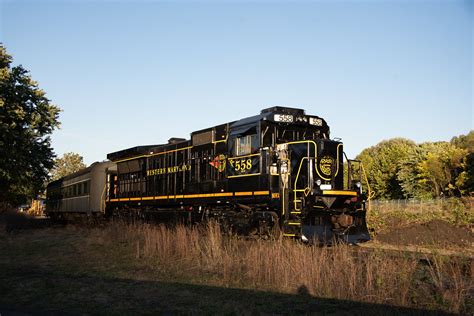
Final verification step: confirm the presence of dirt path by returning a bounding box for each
[376,219,473,250]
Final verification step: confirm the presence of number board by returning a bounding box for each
[227,154,260,177]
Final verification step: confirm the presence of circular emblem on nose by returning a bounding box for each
[319,156,334,176]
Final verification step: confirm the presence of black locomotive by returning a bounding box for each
[47,107,370,243]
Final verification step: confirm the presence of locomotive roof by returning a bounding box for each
[107,140,191,162]
[107,144,163,161]
[261,106,306,115]
[107,106,327,162]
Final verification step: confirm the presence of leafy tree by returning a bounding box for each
[397,145,431,199]
[357,135,471,200]
[459,154,474,194]
[356,138,416,199]
[416,142,467,198]
[50,152,86,181]
[451,130,474,152]
[0,45,60,206]
[451,131,474,194]
[397,141,469,199]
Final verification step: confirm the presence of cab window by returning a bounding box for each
[235,134,258,156]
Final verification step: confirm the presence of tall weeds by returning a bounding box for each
[98,221,473,313]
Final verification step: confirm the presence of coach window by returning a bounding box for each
[84,181,88,194]
[235,134,258,156]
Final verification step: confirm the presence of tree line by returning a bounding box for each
[356,132,474,200]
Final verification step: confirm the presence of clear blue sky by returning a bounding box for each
[1,0,472,165]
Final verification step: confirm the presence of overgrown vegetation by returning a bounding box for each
[1,218,472,314]
[133,222,472,314]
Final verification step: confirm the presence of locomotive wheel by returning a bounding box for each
[270,212,281,240]
[255,211,280,240]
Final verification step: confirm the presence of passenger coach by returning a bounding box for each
[46,161,116,220]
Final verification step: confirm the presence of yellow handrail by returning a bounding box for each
[100,184,107,213]
[360,163,375,212]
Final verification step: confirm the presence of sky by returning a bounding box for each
[1,0,472,165]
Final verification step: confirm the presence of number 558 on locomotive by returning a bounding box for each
[47,106,370,244]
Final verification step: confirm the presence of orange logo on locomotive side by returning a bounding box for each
[209,154,227,173]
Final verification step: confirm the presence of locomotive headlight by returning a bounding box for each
[316,179,321,186]
[274,114,294,123]
[355,182,361,188]
[309,117,323,126]
[296,116,308,123]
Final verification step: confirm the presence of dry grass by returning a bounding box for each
[367,198,474,233]
[1,211,472,314]
[90,221,473,314]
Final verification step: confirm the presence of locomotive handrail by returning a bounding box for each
[360,162,375,212]
[293,156,310,211]
[100,184,107,213]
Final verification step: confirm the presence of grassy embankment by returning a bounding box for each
[0,209,472,315]
[367,197,474,233]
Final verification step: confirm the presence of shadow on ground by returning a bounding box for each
[0,211,57,232]
[0,264,455,316]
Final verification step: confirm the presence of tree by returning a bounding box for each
[451,130,474,152]
[356,138,416,199]
[451,131,474,194]
[396,141,469,199]
[416,142,467,198]
[50,152,87,181]
[397,145,431,199]
[459,154,474,194]
[0,45,60,206]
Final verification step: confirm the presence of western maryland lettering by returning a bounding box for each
[147,164,191,176]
